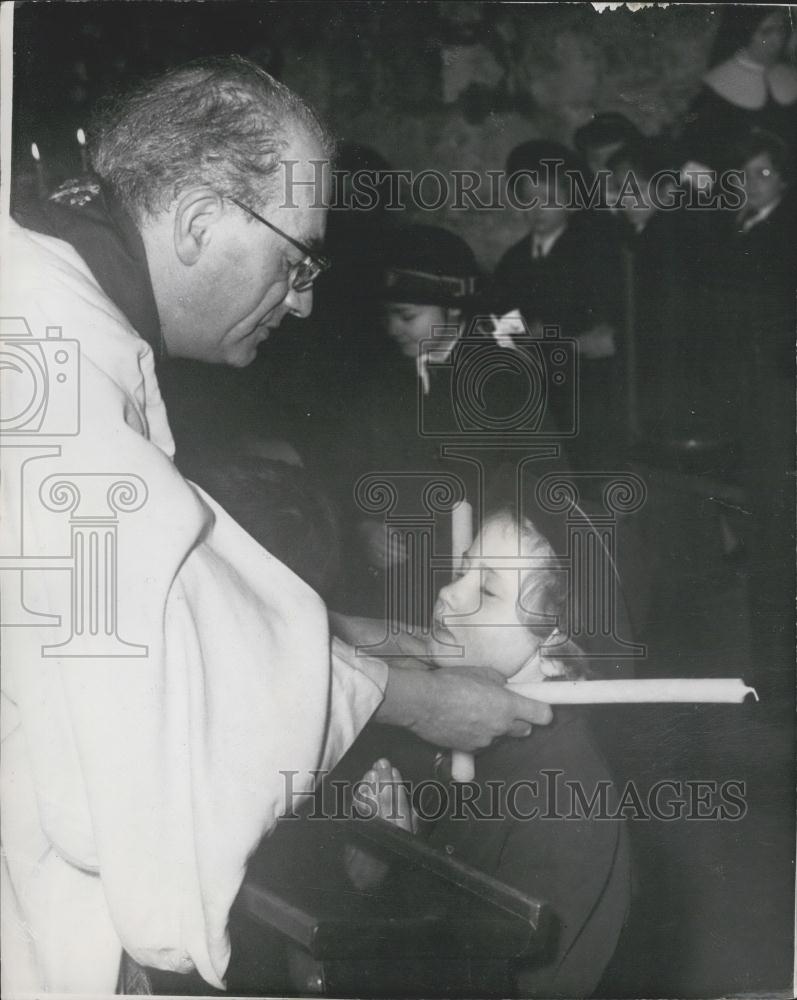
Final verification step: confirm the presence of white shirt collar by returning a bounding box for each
[530,223,568,259]
[740,196,783,233]
[416,312,530,393]
[416,335,457,394]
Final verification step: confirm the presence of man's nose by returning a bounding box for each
[285,285,314,319]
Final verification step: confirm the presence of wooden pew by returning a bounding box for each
[223,813,550,998]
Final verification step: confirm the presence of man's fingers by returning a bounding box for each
[508,692,553,726]
[508,720,533,738]
[540,656,568,679]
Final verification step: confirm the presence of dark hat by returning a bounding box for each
[574,112,640,153]
[380,224,481,307]
[506,139,587,180]
[606,135,677,181]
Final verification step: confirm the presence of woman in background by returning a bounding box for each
[681,6,797,173]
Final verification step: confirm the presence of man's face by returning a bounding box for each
[432,515,549,678]
[742,152,787,214]
[515,175,571,237]
[160,129,329,367]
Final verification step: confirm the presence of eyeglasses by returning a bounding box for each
[229,196,331,292]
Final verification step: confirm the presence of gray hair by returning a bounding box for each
[89,55,334,221]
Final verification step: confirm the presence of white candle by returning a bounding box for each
[508,678,758,704]
[76,128,89,172]
[31,142,46,198]
[451,499,473,563]
[451,678,756,782]
[450,498,475,782]
[451,752,476,782]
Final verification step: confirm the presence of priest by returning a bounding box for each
[1,56,551,995]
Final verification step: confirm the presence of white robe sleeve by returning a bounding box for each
[0,222,387,995]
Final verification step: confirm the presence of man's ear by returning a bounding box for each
[173,188,225,265]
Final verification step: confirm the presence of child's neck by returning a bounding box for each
[508,649,547,686]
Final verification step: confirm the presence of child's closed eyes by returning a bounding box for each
[433,513,560,679]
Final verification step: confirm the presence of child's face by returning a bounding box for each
[383,302,449,358]
[742,152,787,214]
[432,514,552,678]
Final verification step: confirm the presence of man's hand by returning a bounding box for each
[329,617,555,749]
[345,759,418,891]
[329,613,435,671]
[377,664,553,752]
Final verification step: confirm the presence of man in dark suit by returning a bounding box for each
[494,140,624,470]
[711,129,796,701]
[606,136,714,445]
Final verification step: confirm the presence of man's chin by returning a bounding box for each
[225,343,259,368]
[226,330,273,367]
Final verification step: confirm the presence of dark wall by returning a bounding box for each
[13,1,720,264]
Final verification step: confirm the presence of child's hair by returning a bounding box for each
[484,504,593,681]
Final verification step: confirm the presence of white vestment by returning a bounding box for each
[0,220,387,996]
